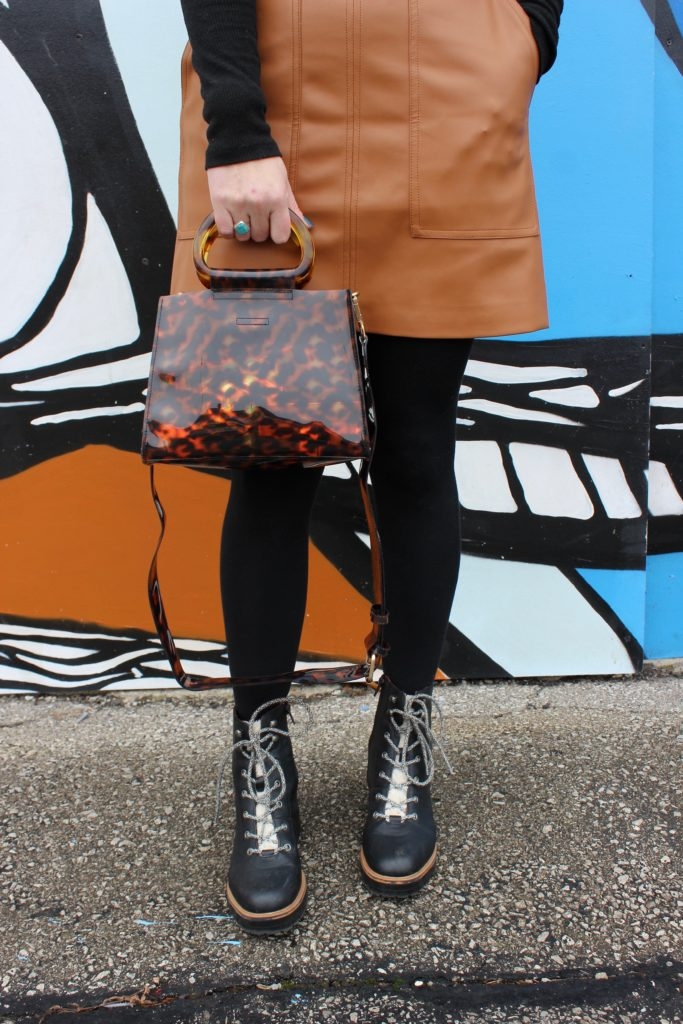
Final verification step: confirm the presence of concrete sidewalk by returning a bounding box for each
[1,669,681,1023]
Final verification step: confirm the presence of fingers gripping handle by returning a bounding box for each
[193,210,315,290]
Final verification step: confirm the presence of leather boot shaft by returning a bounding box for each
[361,676,440,895]
[226,700,306,933]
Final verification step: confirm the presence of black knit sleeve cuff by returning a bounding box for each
[204,112,282,169]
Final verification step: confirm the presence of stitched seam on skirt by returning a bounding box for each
[288,0,303,194]
[408,0,422,234]
[349,0,362,292]
[343,0,353,286]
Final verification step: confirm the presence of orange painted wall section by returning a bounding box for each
[0,445,371,659]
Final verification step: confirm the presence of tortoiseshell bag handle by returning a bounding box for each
[193,211,315,291]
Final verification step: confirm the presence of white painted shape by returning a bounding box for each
[581,454,641,519]
[13,353,151,392]
[0,401,42,407]
[293,659,349,670]
[609,379,645,397]
[459,399,581,426]
[656,422,683,430]
[99,0,188,216]
[647,461,683,516]
[31,403,145,426]
[105,678,181,691]
[1,654,354,694]
[141,659,233,677]
[510,443,594,519]
[450,555,634,676]
[174,639,225,652]
[529,385,600,409]
[0,41,72,339]
[455,441,518,513]
[0,667,119,687]
[0,639,98,659]
[651,395,683,408]
[323,463,352,479]
[18,648,159,676]
[0,195,139,374]
[465,360,587,385]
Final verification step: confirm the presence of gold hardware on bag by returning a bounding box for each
[352,291,367,342]
[365,652,379,688]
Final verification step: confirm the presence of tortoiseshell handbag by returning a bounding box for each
[142,212,387,691]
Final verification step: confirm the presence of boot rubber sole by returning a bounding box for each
[359,846,437,897]
[226,872,307,935]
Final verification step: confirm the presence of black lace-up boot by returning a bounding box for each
[224,699,306,933]
[360,675,448,896]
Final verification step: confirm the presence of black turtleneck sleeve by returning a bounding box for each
[518,0,564,77]
[180,0,563,169]
[179,0,280,168]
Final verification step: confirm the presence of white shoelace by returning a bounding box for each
[215,698,294,855]
[375,693,452,822]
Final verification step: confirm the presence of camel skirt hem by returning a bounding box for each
[173,0,549,340]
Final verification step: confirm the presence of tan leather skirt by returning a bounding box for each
[172,0,548,339]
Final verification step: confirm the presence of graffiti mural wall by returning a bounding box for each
[0,0,680,692]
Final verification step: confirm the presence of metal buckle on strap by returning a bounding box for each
[365,652,379,688]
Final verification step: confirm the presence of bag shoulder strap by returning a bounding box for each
[147,463,388,692]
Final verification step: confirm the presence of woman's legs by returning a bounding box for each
[220,332,472,908]
[360,333,472,895]
[367,333,472,693]
[220,466,321,931]
[221,333,471,709]
[220,464,323,720]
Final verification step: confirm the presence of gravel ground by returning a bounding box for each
[0,670,681,1022]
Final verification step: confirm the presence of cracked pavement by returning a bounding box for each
[0,668,681,1022]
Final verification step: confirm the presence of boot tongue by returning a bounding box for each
[386,719,411,819]
[250,718,279,854]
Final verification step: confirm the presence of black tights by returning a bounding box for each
[220,334,472,719]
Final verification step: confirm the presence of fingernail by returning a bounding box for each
[303,216,314,229]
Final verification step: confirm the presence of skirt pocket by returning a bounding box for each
[408,0,540,240]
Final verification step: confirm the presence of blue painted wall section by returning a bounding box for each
[647,0,683,656]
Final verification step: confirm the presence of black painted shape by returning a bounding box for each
[310,337,652,580]
[439,625,511,681]
[0,0,175,471]
[309,473,376,603]
[457,335,651,571]
[562,566,643,671]
[641,0,683,75]
[649,333,683,555]
[0,613,173,694]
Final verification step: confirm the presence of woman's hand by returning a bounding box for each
[207,156,305,244]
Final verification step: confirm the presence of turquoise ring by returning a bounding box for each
[234,219,250,238]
